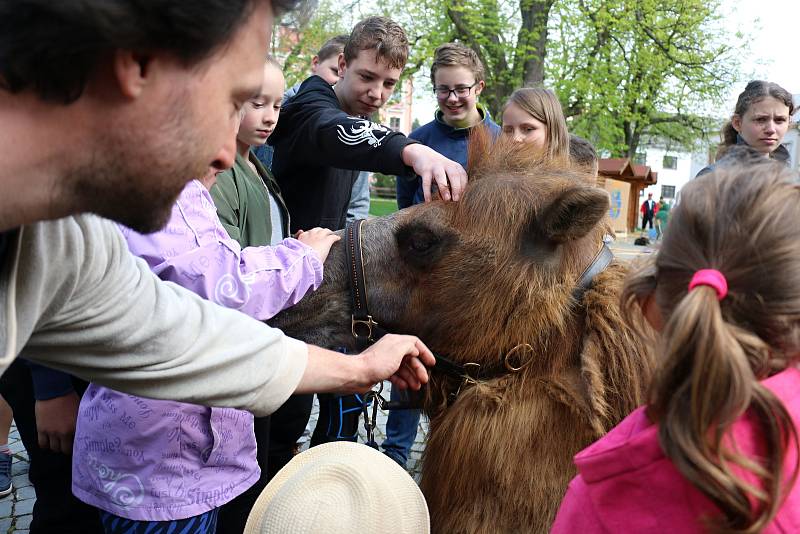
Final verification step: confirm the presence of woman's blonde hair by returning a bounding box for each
[502,87,570,164]
[622,160,800,532]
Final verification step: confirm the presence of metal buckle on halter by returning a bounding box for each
[452,362,482,400]
[351,315,379,341]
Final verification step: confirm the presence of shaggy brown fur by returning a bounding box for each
[269,129,655,533]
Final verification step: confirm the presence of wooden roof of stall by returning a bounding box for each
[598,158,657,185]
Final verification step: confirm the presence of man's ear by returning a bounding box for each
[112,50,151,99]
[337,52,346,77]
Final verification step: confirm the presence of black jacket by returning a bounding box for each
[270,75,416,232]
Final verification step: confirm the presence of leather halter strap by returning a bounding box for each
[573,243,614,302]
[346,219,386,351]
[344,219,615,383]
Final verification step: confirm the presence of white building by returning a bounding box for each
[635,145,709,202]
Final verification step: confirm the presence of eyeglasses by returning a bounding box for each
[433,82,478,100]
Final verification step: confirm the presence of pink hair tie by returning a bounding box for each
[688,269,728,300]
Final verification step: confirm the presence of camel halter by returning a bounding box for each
[344,218,614,403]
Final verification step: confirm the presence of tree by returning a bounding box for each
[275,0,742,158]
[444,0,555,118]
[548,0,741,157]
[272,0,351,88]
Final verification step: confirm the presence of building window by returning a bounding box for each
[661,185,676,199]
[662,155,678,170]
[632,152,647,165]
[389,117,401,131]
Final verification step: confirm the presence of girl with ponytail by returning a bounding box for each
[696,81,794,177]
[553,161,800,533]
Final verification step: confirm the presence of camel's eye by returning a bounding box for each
[409,233,435,253]
[396,221,454,269]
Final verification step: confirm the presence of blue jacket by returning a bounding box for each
[396,107,501,209]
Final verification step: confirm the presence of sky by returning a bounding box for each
[411,0,799,124]
[719,0,799,107]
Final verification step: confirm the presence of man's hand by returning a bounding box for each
[356,334,436,391]
[297,335,436,395]
[401,144,467,202]
[35,391,80,455]
[296,227,341,263]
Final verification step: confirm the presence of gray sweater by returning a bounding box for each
[0,215,307,417]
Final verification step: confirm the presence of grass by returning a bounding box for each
[369,197,398,217]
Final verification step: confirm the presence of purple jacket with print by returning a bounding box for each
[72,180,322,521]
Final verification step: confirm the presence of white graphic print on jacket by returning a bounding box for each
[337,118,393,148]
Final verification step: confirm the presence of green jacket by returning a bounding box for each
[655,202,670,223]
[211,151,290,248]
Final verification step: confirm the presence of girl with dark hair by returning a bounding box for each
[696,81,794,177]
[553,162,800,533]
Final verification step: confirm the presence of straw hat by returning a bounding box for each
[244,441,429,534]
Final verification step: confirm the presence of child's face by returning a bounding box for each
[311,53,342,85]
[732,96,790,155]
[433,66,483,127]
[237,63,285,146]
[502,102,548,149]
[336,48,402,117]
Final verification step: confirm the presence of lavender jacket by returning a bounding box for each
[72,180,323,521]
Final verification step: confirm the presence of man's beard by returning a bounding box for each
[67,92,209,234]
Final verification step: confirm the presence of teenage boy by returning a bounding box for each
[253,35,348,169]
[269,16,467,233]
[383,42,501,467]
[210,58,315,509]
[289,36,372,222]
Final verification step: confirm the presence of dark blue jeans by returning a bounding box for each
[381,386,421,466]
[99,509,219,534]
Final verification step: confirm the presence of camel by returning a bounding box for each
[270,132,655,533]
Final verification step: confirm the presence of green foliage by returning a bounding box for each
[275,0,744,158]
[548,0,740,157]
[273,0,351,88]
[372,172,397,189]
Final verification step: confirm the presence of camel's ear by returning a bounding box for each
[466,125,493,177]
[539,186,609,243]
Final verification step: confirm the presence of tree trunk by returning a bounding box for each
[519,0,555,87]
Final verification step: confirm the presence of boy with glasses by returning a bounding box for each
[395,43,500,210]
[386,43,500,468]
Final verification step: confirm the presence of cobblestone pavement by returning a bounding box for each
[1,239,646,530]
[2,424,33,534]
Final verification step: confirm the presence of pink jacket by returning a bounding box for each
[552,368,800,533]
